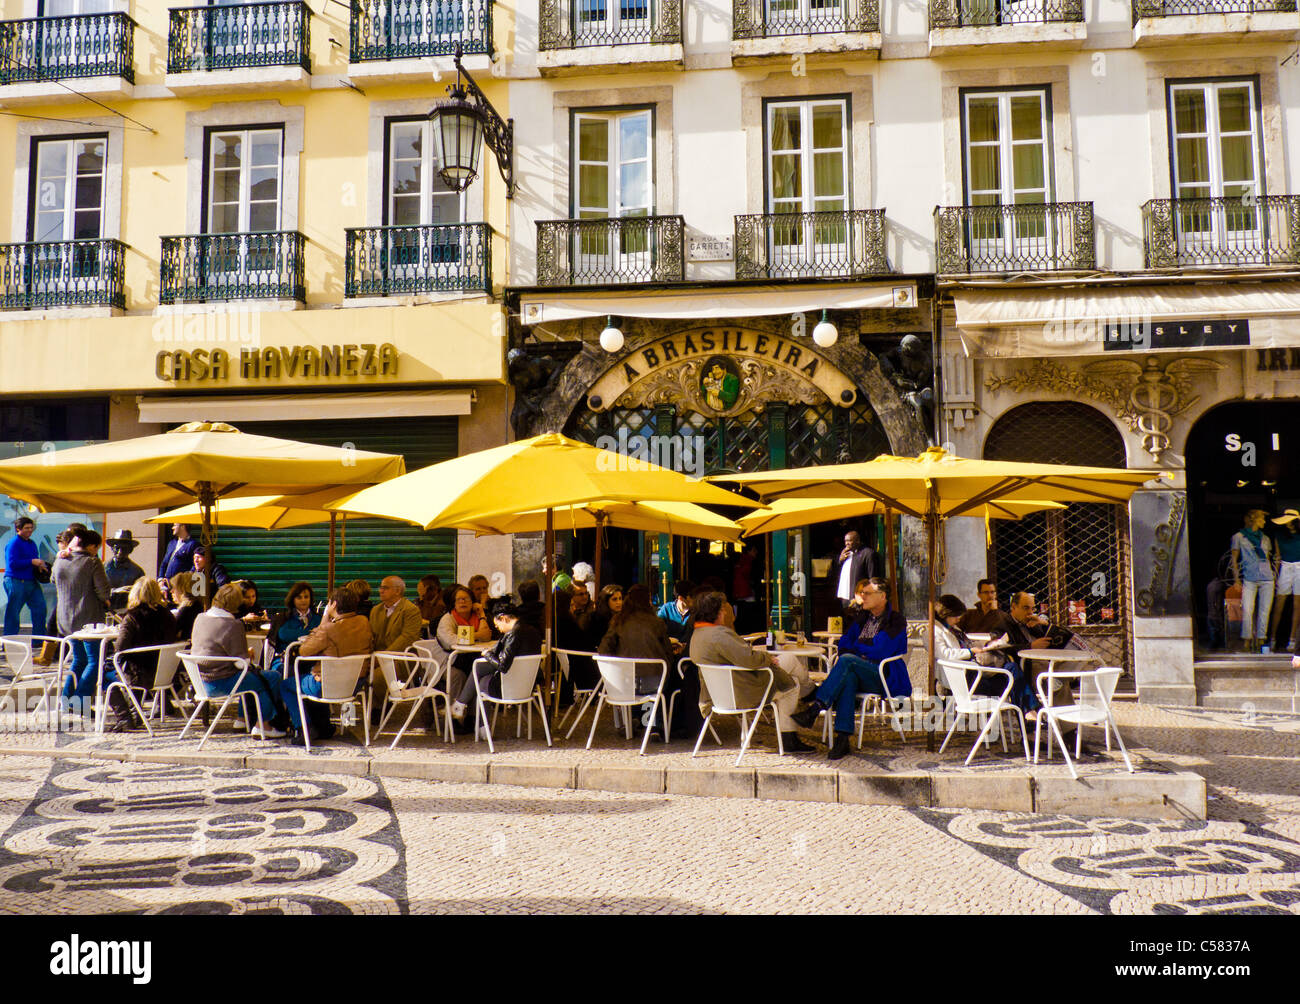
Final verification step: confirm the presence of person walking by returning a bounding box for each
[4,516,49,637]
[54,528,112,712]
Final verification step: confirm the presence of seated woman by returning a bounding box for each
[586,584,623,651]
[555,584,598,700]
[190,582,284,739]
[169,571,202,642]
[416,574,445,633]
[347,578,374,618]
[108,577,181,732]
[597,584,678,736]
[280,585,373,742]
[933,594,1038,718]
[436,584,492,703]
[449,600,543,734]
[267,581,321,676]
[237,579,266,624]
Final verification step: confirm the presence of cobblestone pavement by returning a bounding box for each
[0,696,1297,914]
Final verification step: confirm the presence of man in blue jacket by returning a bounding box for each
[158,523,198,581]
[4,516,49,636]
[792,576,908,760]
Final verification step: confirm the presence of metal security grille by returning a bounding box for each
[787,399,890,468]
[984,402,1133,678]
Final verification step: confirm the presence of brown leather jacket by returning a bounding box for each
[299,612,373,659]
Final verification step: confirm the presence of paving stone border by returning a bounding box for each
[0,742,1205,821]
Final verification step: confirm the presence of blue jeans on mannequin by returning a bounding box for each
[3,577,47,638]
[816,654,890,734]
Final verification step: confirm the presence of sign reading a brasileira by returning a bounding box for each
[585,327,857,416]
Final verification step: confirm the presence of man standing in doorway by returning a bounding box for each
[831,530,876,611]
[159,523,198,582]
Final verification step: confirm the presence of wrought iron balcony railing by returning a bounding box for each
[1142,196,1300,268]
[350,0,492,61]
[733,0,879,39]
[734,210,888,280]
[345,223,491,297]
[167,1,309,73]
[1132,0,1294,23]
[0,239,126,310]
[160,231,306,303]
[539,0,681,48]
[536,216,684,286]
[929,0,1082,28]
[934,202,1095,274]
[0,13,135,84]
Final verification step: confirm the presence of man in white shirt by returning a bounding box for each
[832,531,876,609]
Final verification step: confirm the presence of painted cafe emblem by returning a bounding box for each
[700,356,740,411]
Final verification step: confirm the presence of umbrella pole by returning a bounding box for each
[884,508,898,613]
[198,480,215,610]
[926,509,938,752]
[594,513,604,597]
[328,513,337,594]
[764,534,773,633]
[546,507,557,719]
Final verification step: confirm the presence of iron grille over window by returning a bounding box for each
[984,402,1133,677]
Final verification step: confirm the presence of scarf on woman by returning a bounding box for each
[452,608,482,630]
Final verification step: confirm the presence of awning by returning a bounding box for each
[137,390,475,424]
[953,280,1300,357]
[521,281,916,324]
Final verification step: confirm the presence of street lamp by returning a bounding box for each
[599,316,624,353]
[427,43,515,198]
[812,309,838,347]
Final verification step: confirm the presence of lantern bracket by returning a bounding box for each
[446,42,515,198]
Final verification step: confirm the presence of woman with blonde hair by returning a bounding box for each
[108,577,180,731]
[169,570,202,642]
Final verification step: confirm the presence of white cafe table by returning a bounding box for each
[763,643,831,697]
[1017,647,1096,700]
[442,642,495,742]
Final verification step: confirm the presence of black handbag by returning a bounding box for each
[33,564,51,584]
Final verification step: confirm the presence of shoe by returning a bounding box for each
[450,700,467,721]
[104,715,139,733]
[781,731,815,753]
[250,723,286,739]
[791,702,823,730]
[1261,645,1272,655]
[827,733,852,761]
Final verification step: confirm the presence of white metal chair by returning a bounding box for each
[811,652,910,747]
[473,653,550,754]
[106,642,187,736]
[936,658,1030,765]
[693,663,782,766]
[1034,665,1133,779]
[553,647,602,738]
[177,654,267,750]
[296,654,371,751]
[585,656,669,756]
[1,635,69,724]
[373,649,449,750]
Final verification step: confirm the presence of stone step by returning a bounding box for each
[1195,692,1298,713]
[1195,667,1300,693]
[1194,656,1296,671]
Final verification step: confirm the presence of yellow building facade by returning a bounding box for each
[0,0,513,597]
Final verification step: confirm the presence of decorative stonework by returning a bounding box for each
[1135,491,1187,618]
[984,355,1224,462]
[616,355,828,416]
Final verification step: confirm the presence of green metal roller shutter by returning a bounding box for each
[208,416,457,607]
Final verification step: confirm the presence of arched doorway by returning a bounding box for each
[1185,400,1300,651]
[984,401,1133,675]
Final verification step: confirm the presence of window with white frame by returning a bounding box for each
[207,127,283,233]
[571,108,653,266]
[962,88,1052,251]
[385,117,466,269]
[1168,79,1263,254]
[30,135,106,243]
[765,97,849,269]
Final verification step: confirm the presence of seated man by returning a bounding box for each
[369,575,424,708]
[193,547,232,589]
[516,579,547,635]
[657,579,694,646]
[689,591,812,753]
[957,578,1013,636]
[793,577,908,761]
[283,586,373,742]
[1004,590,1097,754]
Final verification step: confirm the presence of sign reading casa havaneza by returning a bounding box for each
[157,344,400,382]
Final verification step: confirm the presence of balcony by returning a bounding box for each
[1142,196,1300,269]
[0,239,126,312]
[345,223,491,298]
[536,216,684,286]
[166,1,310,93]
[1132,0,1296,45]
[0,13,134,104]
[934,203,1095,274]
[160,232,306,304]
[734,210,888,280]
[348,0,494,83]
[732,0,881,63]
[928,0,1086,54]
[537,0,682,75]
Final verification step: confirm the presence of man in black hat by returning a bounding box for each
[105,529,146,590]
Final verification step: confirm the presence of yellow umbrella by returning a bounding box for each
[713,447,1165,697]
[331,432,759,529]
[0,422,405,516]
[736,496,1065,537]
[465,500,741,542]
